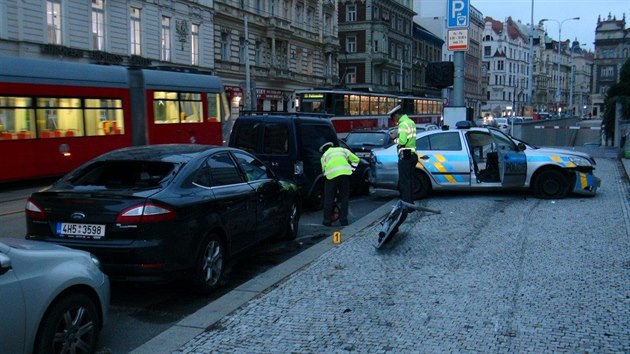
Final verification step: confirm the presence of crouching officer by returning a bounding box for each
[319,141,360,227]
[388,104,417,205]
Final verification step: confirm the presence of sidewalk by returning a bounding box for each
[133,149,630,354]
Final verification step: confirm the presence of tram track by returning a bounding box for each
[0,209,23,217]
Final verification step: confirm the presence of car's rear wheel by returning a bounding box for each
[35,292,100,354]
[412,171,431,200]
[193,234,225,293]
[280,201,301,240]
[533,169,570,199]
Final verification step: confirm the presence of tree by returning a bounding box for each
[602,58,630,141]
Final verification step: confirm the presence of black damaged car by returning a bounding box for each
[25,144,300,293]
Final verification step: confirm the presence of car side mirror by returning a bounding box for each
[517,142,526,151]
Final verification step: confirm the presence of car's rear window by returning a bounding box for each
[345,132,386,146]
[300,123,337,157]
[67,161,175,188]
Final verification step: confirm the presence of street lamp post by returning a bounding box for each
[540,17,580,114]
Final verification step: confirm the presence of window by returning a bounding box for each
[239,37,246,64]
[263,124,289,154]
[296,4,303,27]
[191,24,199,65]
[0,96,124,139]
[221,32,229,60]
[255,41,263,65]
[233,151,270,181]
[160,16,171,61]
[207,93,224,123]
[346,67,356,84]
[306,7,314,29]
[346,5,356,21]
[0,97,36,140]
[416,132,462,151]
[346,36,356,53]
[497,60,504,70]
[84,99,124,136]
[161,16,171,61]
[232,122,259,153]
[205,153,244,187]
[601,66,614,78]
[484,46,491,56]
[91,0,105,50]
[130,7,141,55]
[47,0,62,44]
[153,92,203,124]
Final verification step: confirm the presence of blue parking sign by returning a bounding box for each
[447,0,469,28]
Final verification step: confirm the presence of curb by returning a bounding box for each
[130,199,395,354]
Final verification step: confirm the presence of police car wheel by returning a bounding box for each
[533,169,569,199]
[412,171,431,200]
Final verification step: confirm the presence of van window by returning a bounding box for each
[233,121,259,153]
[263,123,289,154]
[301,124,337,157]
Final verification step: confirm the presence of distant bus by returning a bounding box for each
[0,56,230,183]
[295,89,443,134]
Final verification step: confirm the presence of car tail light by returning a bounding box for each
[115,202,176,223]
[25,198,47,220]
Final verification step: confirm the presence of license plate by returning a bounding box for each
[56,223,105,239]
[357,152,371,158]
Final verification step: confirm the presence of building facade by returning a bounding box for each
[592,13,629,118]
[337,0,415,93]
[411,22,443,98]
[0,0,216,69]
[212,0,340,133]
[482,16,531,117]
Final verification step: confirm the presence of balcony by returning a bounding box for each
[371,52,389,65]
[323,34,339,54]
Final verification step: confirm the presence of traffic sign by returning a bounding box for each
[447,29,468,51]
[447,0,469,28]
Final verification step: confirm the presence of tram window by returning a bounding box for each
[0,97,35,140]
[179,93,202,123]
[346,94,360,116]
[207,93,222,123]
[154,91,203,124]
[36,98,84,138]
[85,99,124,136]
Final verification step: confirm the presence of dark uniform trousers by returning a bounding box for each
[398,150,418,204]
[323,174,350,224]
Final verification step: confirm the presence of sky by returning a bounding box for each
[472,0,629,51]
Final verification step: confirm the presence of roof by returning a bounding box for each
[96,144,220,162]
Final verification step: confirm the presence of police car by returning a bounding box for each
[368,122,601,199]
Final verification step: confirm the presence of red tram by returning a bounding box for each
[294,89,443,134]
[0,56,229,183]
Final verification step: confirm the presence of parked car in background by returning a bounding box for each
[415,123,440,132]
[369,124,600,199]
[25,144,301,293]
[343,128,397,159]
[494,118,510,134]
[0,237,109,354]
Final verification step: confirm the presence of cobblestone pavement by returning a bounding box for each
[175,158,630,354]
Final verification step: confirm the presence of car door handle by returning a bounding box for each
[419,155,430,160]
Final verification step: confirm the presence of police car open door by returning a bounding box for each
[489,129,527,187]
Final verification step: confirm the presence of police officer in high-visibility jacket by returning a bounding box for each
[319,142,360,227]
[388,104,417,206]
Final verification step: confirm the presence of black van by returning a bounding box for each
[228,112,339,209]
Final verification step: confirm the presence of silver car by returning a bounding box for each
[0,237,109,354]
[369,126,601,199]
